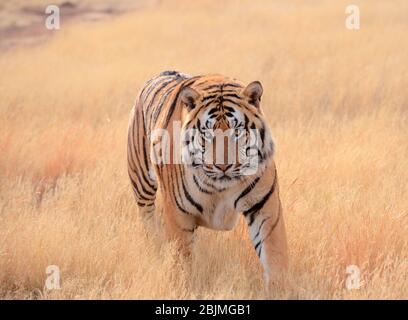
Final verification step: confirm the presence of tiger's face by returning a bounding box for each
[180,78,274,185]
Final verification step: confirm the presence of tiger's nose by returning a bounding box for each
[214,164,232,172]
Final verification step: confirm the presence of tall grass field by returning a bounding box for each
[0,0,407,299]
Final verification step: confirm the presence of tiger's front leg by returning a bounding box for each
[161,193,198,258]
[244,169,288,288]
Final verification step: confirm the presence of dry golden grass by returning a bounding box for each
[1,0,407,299]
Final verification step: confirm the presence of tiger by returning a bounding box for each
[127,70,288,284]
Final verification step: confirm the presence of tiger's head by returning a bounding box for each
[179,76,274,186]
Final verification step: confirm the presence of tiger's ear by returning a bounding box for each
[242,81,263,108]
[179,87,200,111]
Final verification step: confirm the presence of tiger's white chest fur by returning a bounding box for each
[202,190,240,230]
[184,170,259,230]
[201,191,239,230]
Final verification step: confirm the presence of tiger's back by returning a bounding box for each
[128,71,189,213]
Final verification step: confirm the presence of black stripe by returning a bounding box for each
[146,80,177,126]
[207,88,238,94]
[163,87,185,128]
[128,169,155,201]
[263,202,281,238]
[222,98,242,106]
[169,168,191,215]
[203,99,218,108]
[193,175,212,194]
[234,176,261,208]
[243,172,277,225]
[173,166,185,207]
[181,168,203,214]
[222,93,242,100]
[145,78,177,128]
[208,107,219,115]
[151,82,179,128]
[136,200,152,207]
[200,84,221,91]
[244,114,250,128]
[254,240,262,253]
[142,107,157,192]
[147,79,175,109]
[256,244,262,257]
[127,133,138,171]
[223,106,236,113]
[260,127,265,144]
[128,120,156,197]
[254,203,281,256]
[253,216,271,241]
[139,77,156,99]
[162,77,200,128]
[143,77,169,103]
[202,94,218,102]
[223,83,243,89]
[201,178,226,192]
[128,167,155,197]
[142,136,157,191]
[201,83,243,90]
[174,195,191,214]
[131,113,157,193]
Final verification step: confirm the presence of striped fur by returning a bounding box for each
[128,71,288,284]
